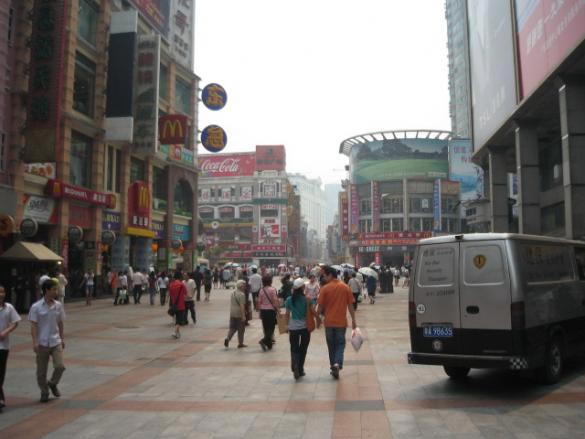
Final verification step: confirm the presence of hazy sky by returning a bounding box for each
[194,0,451,185]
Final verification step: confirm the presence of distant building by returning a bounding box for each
[287,174,327,240]
[324,183,342,227]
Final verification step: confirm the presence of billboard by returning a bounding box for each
[170,0,194,69]
[256,145,286,171]
[448,139,484,201]
[350,139,448,184]
[515,0,585,99]
[468,0,518,151]
[199,153,256,177]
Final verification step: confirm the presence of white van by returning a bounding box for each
[408,233,585,384]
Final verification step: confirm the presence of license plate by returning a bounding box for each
[423,325,453,338]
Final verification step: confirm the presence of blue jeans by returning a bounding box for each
[325,327,347,369]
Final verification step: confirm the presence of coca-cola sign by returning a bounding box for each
[199,153,256,177]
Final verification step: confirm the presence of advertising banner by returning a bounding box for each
[24,163,56,179]
[352,231,432,247]
[350,184,359,234]
[199,153,256,177]
[448,139,484,201]
[433,179,442,232]
[152,220,166,239]
[23,195,57,224]
[173,224,190,241]
[202,83,227,111]
[515,0,585,99]
[350,139,448,184]
[159,144,195,166]
[255,145,286,171]
[371,181,380,232]
[129,0,170,38]
[133,35,160,152]
[468,0,518,151]
[340,192,349,239]
[128,181,152,235]
[170,0,194,69]
[25,0,67,162]
[201,125,227,153]
[45,179,115,208]
[102,211,122,232]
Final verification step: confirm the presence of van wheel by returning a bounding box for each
[538,337,563,385]
[443,366,470,380]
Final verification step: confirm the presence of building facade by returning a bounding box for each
[339,130,461,266]
[287,173,327,241]
[466,0,585,238]
[0,0,201,301]
[198,145,291,267]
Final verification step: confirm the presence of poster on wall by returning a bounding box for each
[448,139,484,200]
[129,0,170,38]
[240,186,252,201]
[371,181,380,232]
[515,0,585,99]
[433,179,442,232]
[200,188,210,202]
[350,184,359,234]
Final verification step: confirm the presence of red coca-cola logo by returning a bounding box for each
[201,158,240,173]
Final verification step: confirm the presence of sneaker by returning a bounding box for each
[40,392,49,403]
[172,333,178,339]
[259,340,268,352]
[48,382,61,398]
[224,338,229,348]
[237,344,248,348]
[330,364,340,380]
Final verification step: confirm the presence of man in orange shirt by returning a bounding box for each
[316,265,357,379]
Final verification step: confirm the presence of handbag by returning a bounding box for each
[305,298,316,333]
[167,292,179,317]
[262,288,289,334]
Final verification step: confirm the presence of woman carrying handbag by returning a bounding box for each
[284,278,319,380]
[256,275,279,351]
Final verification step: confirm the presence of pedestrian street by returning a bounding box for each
[2,283,585,438]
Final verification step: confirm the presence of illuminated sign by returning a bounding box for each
[202,83,227,111]
[46,179,116,208]
[128,182,151,234]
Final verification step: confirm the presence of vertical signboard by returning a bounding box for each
[371,181,380,232]
[25,0,67,162]
[468,0,518,151]
[170,0,194,69]
[133,35,160,152]
[340,192,349,240]
[433,179,442,232]
[128,181,151,232]
[255,145,286,171]
[350,184,359,234]
[515,0,585,99]
[448,139,484,200]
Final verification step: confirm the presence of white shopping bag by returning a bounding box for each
[351,328,364,352]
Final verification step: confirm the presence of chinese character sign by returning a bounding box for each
[201,125,227,153]
[371,181,380,232]
[350,184,359,234]
[202,83,227,111]
[170,0,194,69]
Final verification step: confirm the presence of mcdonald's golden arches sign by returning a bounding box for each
[159,115,188,145]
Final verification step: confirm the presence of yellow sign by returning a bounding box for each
[138,185,150,211]
[126,226,155,238]
[473,254,487,269]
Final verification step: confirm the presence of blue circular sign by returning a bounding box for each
[201,125,227,153]
[202,83,227,111]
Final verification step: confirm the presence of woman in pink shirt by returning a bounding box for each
[256,275,279,351]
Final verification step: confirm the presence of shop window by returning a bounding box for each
[219,207,235,219]
[422,217,433,231]
[175,77,191,114]
[261,209,278,217]
[380,218,391,232]
[199,208,214,219]
[410,197,432,213]
[540,141,563,192]
[392,218,403,232]
[238,228,252,241]
[409,217,422,232]
[174,180,193,217]
[541,203,565,234]
[73,52,96,117]
[159,64,168,100]
[360,198,371,215]
[105,146,122,193]
[359,219,372,233]
[153,167,167,211]
[239,207,254,219]
[70,131,92,188]
[381,196,403,213]
[77,0,99,46]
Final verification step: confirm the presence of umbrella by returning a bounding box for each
[359,267,379,279]
[249,264,258,270]
[341,263,355,269]
[356,272,364,282]
[331,265,343,273]
[278,263,287,268]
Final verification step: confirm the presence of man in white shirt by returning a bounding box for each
[157,272,169,306]
[29,278,66,403]
[184,272,196,324]
[57,272,68,306]
[248,268,262,309]
[132,269,144,304]
[0,284,21,410]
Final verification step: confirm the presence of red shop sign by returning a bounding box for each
[46,179,116,208]
[159,114,188,145]
[128,181,151,230]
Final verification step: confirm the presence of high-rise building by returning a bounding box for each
[287,174,327,241]
[445,0,472,138]
[324,183,342,227]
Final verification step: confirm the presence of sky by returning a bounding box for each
[194,0,451,185]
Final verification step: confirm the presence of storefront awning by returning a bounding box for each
[0,241,63,262]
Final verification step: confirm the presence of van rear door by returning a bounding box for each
[459,241,512,355]
[413,242,461,354]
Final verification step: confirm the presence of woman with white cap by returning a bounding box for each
[284,278,317,380]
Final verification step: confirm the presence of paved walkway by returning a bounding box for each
[2,283,585,438]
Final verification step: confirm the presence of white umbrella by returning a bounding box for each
[249,264,258,270]
[341,263,355,269]
[359,267,379,279]
[331,265,342,272]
